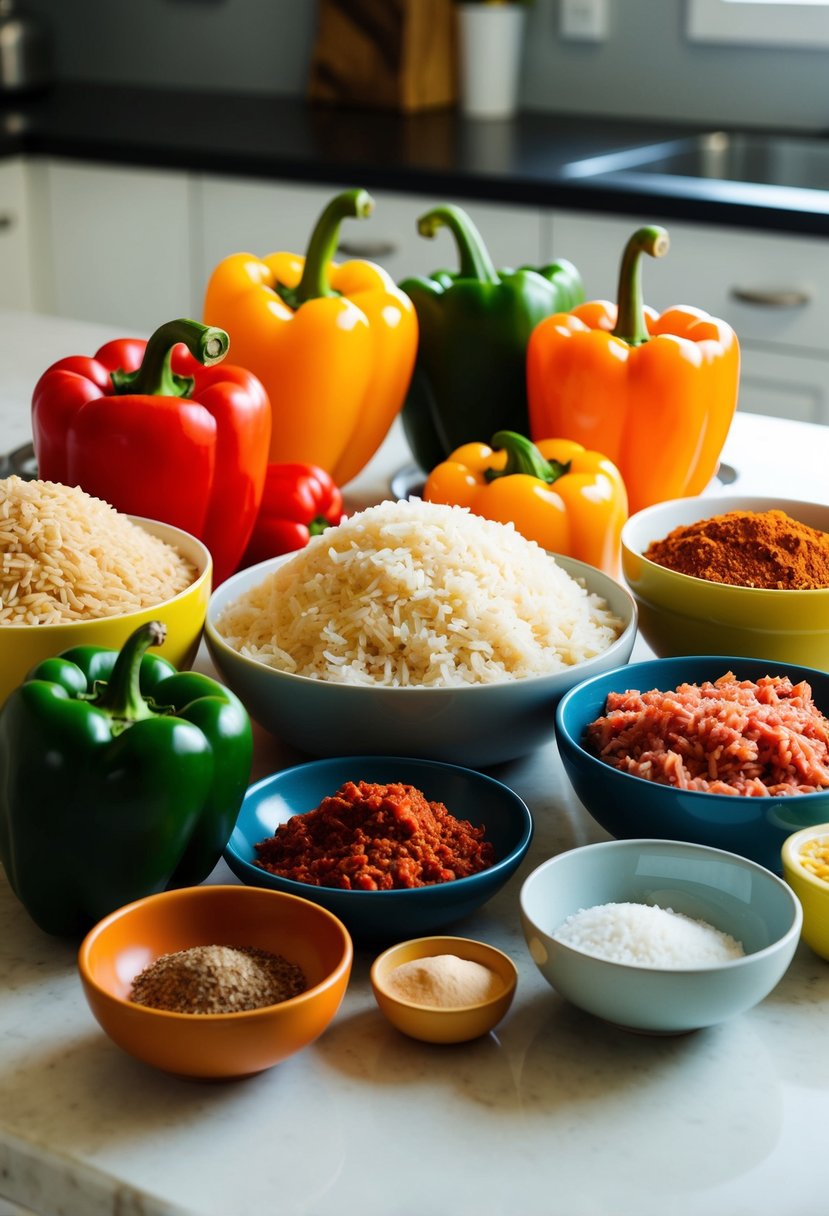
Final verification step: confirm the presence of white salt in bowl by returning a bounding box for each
[520,839,801,1035]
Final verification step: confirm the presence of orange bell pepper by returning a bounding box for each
[203,188,418,487]
[423,430,628,577]
[526,225,740,516]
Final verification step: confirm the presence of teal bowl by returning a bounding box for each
[224,756,533,941]
[520,839,802,1035]
[555,655,829,874]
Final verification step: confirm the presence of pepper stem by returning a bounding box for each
[486,431,570,485]
[611,226,670,347]
[416,205,500,284]
[110,319,229,399]
[308,515,333,537]
[91,621,166,725]
[277,189,375,311]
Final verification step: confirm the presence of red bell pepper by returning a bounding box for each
[31,318,272,585]
[240,463,344,567]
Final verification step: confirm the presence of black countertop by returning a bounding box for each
[3,82,829,236]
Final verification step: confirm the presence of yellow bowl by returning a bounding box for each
[621,495,829,670]
[370,936,517,1044]
[781,824,829,961]
[0,516,211,707]
[78,884,353,1079]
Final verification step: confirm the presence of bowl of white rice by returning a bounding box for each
[520,838,802,1035]
[0,477,211,705]
[204,498,636,767]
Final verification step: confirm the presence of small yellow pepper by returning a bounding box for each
[424,430,628,577]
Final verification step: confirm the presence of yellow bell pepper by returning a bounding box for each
[423,430,628,577]
[203,188,418,487]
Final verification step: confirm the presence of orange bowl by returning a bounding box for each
[78,884,353,1079]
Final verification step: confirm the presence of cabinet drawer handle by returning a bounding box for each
[337,239,398,259]
[0,213,14,231]
[730,286,812,308]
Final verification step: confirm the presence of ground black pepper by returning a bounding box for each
[129,944,307,1014]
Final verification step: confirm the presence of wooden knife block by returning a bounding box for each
[308,0,458,113]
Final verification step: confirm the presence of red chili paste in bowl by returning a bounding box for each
[254,780,494,891]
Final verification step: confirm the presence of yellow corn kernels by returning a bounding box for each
[798,837,829,882]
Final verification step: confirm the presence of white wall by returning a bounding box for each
[522,0,829,131]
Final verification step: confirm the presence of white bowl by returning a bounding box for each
[204,552,636,768]
[520,838,802,1035]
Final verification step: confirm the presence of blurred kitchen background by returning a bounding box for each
[27,0,829,130]
[2,0,829,428]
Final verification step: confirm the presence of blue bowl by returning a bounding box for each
[224,756,533,941]
[555,655,829,874]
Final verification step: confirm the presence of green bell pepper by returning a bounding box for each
[399,203,585,474]
[0,621,253,936]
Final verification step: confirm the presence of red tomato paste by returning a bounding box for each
[254,780,495,891]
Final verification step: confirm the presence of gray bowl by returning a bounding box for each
[205,553,636,768]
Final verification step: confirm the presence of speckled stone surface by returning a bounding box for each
[2,312,829,1216]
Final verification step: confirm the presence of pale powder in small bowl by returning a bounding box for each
[386,953,504,1008]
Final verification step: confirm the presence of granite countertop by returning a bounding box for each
[2,310,829,1216]
[1,82,828,235]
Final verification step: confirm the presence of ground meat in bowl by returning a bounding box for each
[584,672,829,796]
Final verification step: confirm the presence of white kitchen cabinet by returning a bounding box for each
[38,160,194,332]
[22,161,547,336]
[548,209,829,424]
[0,158,35,311]
[738,345,829,424]
[194,174,546,299]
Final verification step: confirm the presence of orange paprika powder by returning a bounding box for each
[644,509,829,590]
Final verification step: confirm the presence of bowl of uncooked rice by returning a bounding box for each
[0,476,210,703]
[205,498,636,765]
